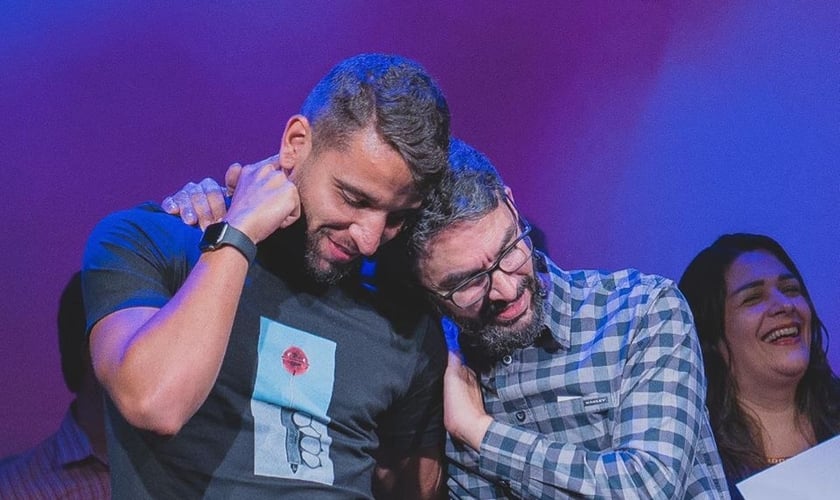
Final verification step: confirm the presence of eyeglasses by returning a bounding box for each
[430,200,533,309]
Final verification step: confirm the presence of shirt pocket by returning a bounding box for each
[535,393,614,451]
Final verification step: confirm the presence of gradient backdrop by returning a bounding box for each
[1,1,838,457]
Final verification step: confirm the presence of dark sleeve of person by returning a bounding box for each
[81,202,201,335]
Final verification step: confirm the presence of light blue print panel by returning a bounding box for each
[252,316,336,484]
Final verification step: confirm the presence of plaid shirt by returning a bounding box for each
[447,253,729,499]
[0,407,110,500]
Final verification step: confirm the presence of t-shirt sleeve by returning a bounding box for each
[375,314,447,454]
[81,202,201,335]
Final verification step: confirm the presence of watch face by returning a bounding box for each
[198,221,256,264]
[200,222,227,251]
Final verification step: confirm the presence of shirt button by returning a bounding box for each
[502,355,513,365]
[515,410,526,422]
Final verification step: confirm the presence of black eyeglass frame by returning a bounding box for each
[427,197,533,309]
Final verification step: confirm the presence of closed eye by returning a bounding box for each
[742,293,761,305]
[340,189,369,209]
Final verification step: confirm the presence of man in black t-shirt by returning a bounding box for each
[82,53,450,498]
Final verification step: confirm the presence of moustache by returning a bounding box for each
[478,277,531,324]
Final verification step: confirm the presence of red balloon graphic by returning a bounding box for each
[282,346,310,376]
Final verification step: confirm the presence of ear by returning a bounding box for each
[279,115,312,176]
[503,186,519,216]
[503,185,514,202]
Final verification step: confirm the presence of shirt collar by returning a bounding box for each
[53,405,107,467]
[534,251,572,350]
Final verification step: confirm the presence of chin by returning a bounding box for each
[456,281,545,361]
[316,261,354,285]
[788,354,811,373]
[304,247,355,285]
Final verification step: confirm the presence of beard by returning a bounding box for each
[302,223,358,285]
[292,162,358,286]
[450,274,546,361]
[261,213,358,287]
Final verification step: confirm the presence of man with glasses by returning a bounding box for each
[169,138,729,498]
[404,139,729,498]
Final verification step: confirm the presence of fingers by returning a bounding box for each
[160,156,280,233]
[184,179,220,229]
[161,195,180,215]
[196,178,228,229]
[277,186,301,229]
[224,162,242,195]
[161,185,198,226]
[222,158,300,243]
[224,155,283,194]
[161,178,226,228]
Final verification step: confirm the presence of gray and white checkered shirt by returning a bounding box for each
[446,253,729,499]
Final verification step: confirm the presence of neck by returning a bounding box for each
[737,378,798,413]
[737,383,815,460]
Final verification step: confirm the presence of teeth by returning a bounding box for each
[764,326,798,342]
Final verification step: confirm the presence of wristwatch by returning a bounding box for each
[199,222,257,265]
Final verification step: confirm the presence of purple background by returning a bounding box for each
[1,1,837,457]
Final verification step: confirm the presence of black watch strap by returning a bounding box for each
[199,222,257,265]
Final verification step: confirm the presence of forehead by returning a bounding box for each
[725,250,792,289]
[315,127,418,203]
[419,203,513,284]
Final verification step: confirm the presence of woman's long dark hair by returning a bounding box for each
[679,233,840,482]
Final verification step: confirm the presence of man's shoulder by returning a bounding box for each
[545,258,685,321]
[0,429,108,499]
[95,201,193,233]
[554,264,675,297]
[88,201,200,252]
[0,446,37,475]
[0,434,54,486]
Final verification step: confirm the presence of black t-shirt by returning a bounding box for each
[83,204,446,498]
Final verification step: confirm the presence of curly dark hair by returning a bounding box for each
[407,137,506,263]
[300,53,450,198]
[678,233,840,482]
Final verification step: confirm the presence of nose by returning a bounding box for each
[348,213,387,256]
[487,268,519,302]
[770,290,795,315]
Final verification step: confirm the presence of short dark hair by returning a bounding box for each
[408,138,506,262]
[57,272,87,393]
[679,233,840,481]
[301,53,451,197]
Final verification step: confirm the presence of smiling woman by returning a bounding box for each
[679,233,840,499]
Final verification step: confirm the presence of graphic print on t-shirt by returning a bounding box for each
[252,316,336,484]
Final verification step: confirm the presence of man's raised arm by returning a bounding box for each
[87,159,297,435]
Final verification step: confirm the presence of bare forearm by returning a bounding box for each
[92,248,249,434]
